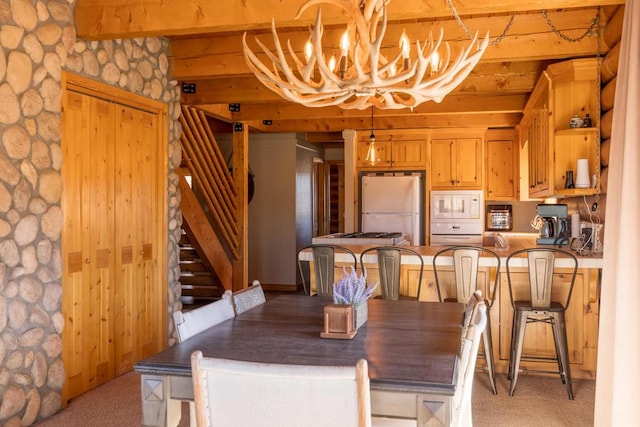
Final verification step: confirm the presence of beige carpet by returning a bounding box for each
[33,371,594,426]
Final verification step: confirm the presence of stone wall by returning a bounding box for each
[0,0,182,424]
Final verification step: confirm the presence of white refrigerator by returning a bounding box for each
[361,175,422,245]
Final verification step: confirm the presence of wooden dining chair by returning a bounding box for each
[173,290,235,427]
[297,244,358,296]
[232,280,266,315]
[433,245,500,394]
[173,290,235,342]
[359,246,424,301]
[452,291,488,427]
[191,352,372,427]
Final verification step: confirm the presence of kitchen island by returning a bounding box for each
[299,237,602,379]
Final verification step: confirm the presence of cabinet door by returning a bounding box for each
[430,139,455,187]
[486,138,516,200]
[357,139,391,168]
[455,138,482,188]
[391,140,426,168]
[528,107,551,197]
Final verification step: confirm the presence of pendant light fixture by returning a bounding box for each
[365,106,377,165]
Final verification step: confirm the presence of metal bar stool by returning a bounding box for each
[359,246,424,301]
[433,245,500,395]
[505,248,578,399]
[297,244,358,296]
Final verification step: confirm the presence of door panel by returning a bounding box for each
[62,93,116,397]
[62,74,168,402]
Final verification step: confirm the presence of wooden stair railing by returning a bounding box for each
[179,105,244,294]
[180,105,239,258]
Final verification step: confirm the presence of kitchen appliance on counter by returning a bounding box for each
[312,232,409,246]
[430,190,484,246]
[486,204,513,231]
[360,174,423,245]
[531,204,571,245]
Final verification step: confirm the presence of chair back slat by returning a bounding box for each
[377,249,402,300]
[528,251,556,308]
[453,249,481,302]
[359,246,424,301]
[433,246,500,305]
[312,246,337,297]
[297,244,358,296]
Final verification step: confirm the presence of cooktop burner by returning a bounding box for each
[312,232,409,245]
[339,232,403,239]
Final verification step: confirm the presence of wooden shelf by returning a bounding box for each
[554,188,598,198]
[555,127,598,136]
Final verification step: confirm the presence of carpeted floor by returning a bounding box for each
[33,371,594,426]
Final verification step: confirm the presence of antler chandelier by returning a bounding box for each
[242,0,489,110]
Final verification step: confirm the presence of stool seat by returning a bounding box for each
[506,248,578,400]
[513,301,565,312]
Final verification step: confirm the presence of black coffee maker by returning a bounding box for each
[535,204,571,245]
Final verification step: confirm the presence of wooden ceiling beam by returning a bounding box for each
[170,8,603,80]
[223,112,523,133]
[75,0,623,39]
[180,61,542,105]
[198,94,527,123]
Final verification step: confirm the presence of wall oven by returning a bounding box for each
[430,190,484,246]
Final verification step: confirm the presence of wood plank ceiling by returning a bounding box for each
[74,0,625,140]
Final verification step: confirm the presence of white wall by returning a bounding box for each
[248,133,298,285]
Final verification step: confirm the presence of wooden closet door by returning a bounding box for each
[62,72,168,402]
[113,104,163,374]
[62,91,116,398]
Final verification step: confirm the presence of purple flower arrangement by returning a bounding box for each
[332,267,378,307]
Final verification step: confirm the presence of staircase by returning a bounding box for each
[179,231,224,306]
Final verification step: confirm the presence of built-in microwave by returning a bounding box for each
[430,190,484,246]
[430,190,483,220]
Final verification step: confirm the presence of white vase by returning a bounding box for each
[354,302,368,330]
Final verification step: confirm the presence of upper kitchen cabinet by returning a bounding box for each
[430,130,484,189]
[520,58,600,199]
[486,129,518,200]
[356,130,427,170]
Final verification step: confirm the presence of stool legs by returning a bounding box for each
[508,310,528,396]
[482,312,498,394]
[508,309,574,400]
[551,312,574,400]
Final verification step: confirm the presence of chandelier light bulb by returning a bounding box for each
[340,30,350,77]
[304,38,313,62]
[429,51,440,75]
[328,55,337,73]
[400,31,410,70]
[340,30,350,56]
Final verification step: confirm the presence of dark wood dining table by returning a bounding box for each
[135,294,465,426]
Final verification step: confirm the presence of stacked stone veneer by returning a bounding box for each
[0,0,182,424]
